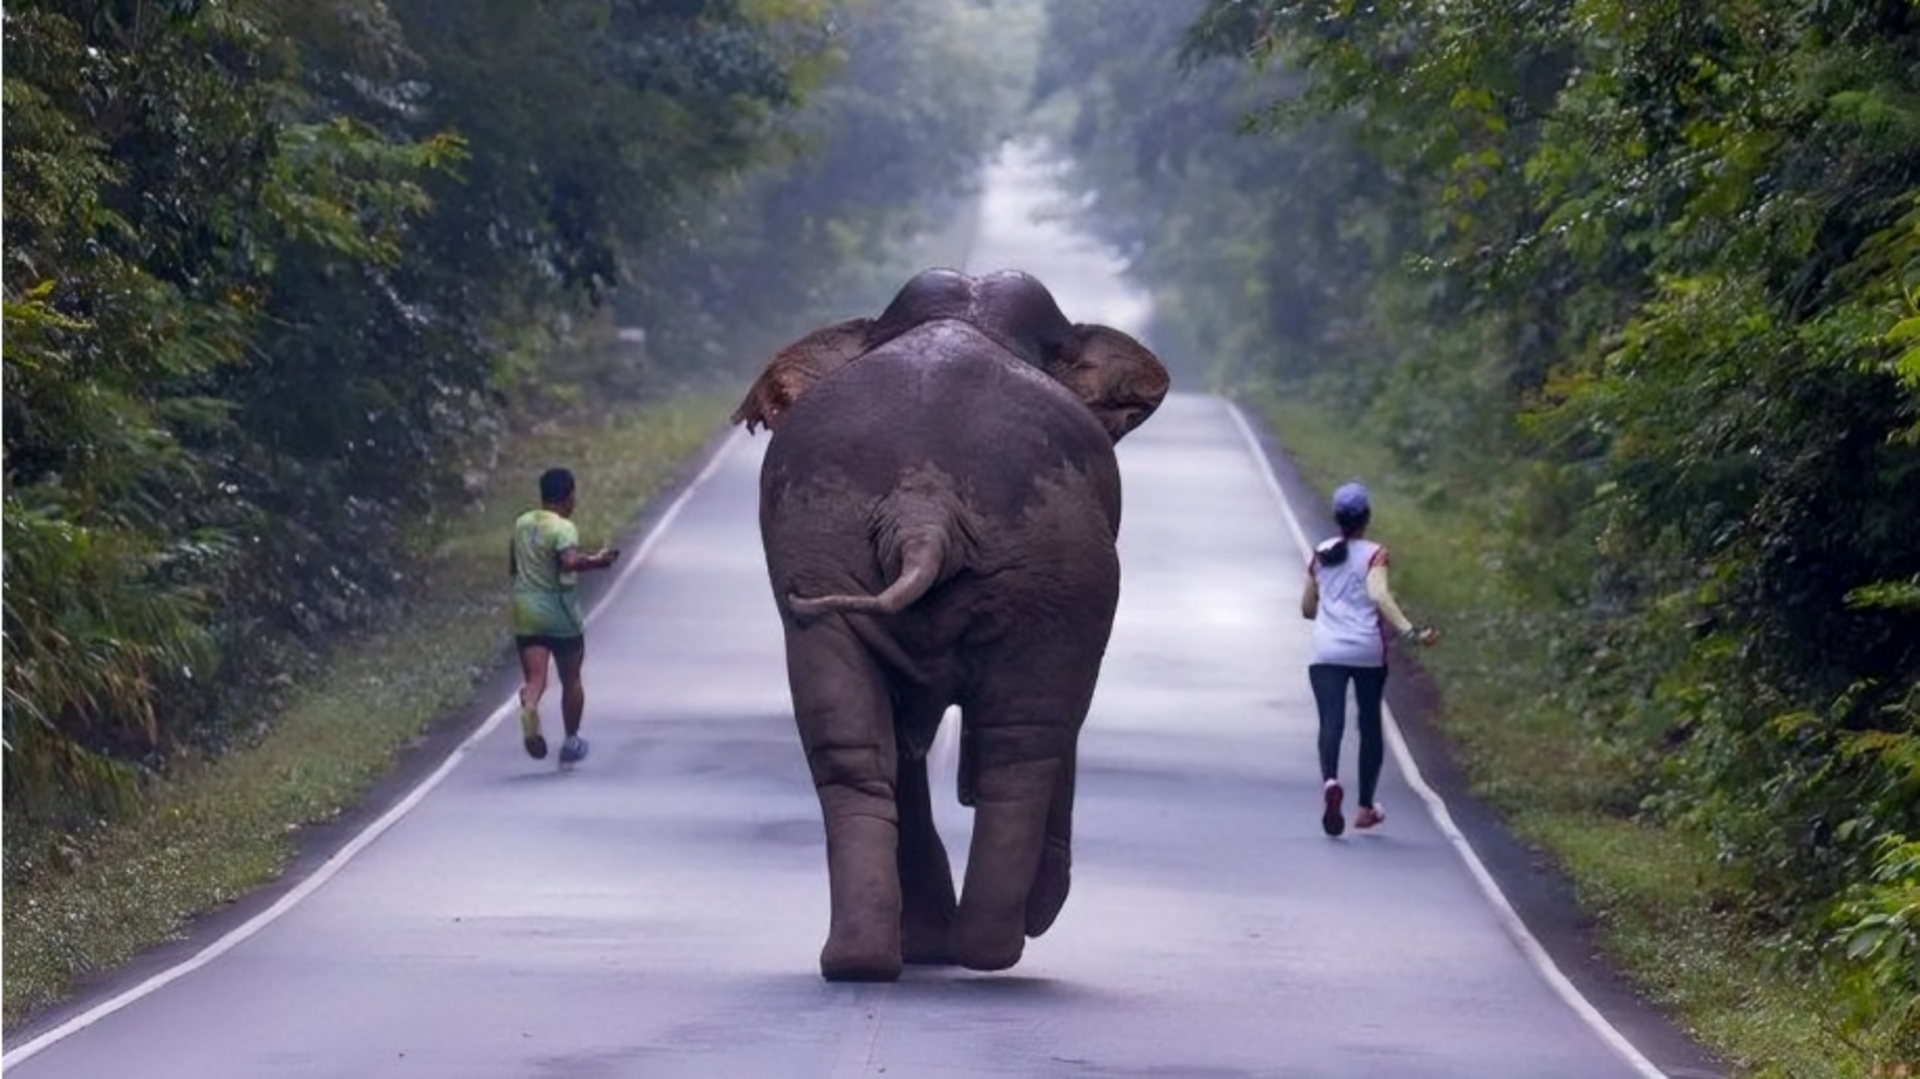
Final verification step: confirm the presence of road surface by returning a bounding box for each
[3,143,1713,1079]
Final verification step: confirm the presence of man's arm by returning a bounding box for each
[558,546,620,572]
[552,515,618,573]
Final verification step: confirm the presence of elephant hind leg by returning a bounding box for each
[815,788,904,982]
[952,747,1061,972]
[1025,749,1075,937]
[790,625,905,982]
[897,751,958,965]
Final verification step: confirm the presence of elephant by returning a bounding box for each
[732,267,1170,981]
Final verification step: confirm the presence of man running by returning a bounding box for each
[511,467,620,766]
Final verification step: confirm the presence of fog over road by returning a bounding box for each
[5,143,1709,1078]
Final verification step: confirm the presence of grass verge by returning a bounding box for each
[2,386,736,1030]
[1247,389,1861,1078]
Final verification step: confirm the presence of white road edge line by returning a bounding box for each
[1,428,749,1069]
[1226,401,1668,1079]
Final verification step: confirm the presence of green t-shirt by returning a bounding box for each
[509,508,584,638]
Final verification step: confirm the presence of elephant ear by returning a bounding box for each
[1050,325,1172,443]
[731,318,874,433]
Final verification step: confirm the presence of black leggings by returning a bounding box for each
[1309,663,1388,807]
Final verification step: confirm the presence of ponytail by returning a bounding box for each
[1315,536,1350,567]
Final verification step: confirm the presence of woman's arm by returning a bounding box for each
[1366,562,1440,643]
[1364,563,1416,635]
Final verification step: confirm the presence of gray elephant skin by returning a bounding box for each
[732,268,1171,981]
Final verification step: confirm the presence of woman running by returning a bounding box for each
[1300,481,1438,836]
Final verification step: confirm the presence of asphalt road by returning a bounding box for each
[3,144,1714,1079]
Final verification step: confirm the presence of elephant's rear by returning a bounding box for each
[758,332,1125,636]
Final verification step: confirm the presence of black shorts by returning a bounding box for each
[516,634,584,660]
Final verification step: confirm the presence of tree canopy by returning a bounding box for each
[3,0,1015,836]
[1036,0,1918,1057]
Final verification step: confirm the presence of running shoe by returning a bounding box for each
[1321,779,1345,837]
[559,734,590,767]
[1354,805,1387,830]
[520,706,548,760]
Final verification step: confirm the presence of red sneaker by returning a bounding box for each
[1354,805,1386,830]
[1321,780,1345,837]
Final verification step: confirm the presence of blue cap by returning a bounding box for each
[1332,481,1370,516]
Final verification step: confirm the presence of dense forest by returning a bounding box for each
[3,1,1024,843]
[6,0,1917,1067]
[1033,0,1918,1063]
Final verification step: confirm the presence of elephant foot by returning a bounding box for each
[820,935,903,982]
[954,936,1024,973]
[951,910,1025,972]
[1024,836,1071,936]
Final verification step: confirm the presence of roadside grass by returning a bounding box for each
[2,387,736,1030]
[1533,814,1856,1073]
[1247,390,1858,1078]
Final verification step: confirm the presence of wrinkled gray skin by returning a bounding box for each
[732,268,1170,981]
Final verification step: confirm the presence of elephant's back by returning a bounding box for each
[762,322,1120,527]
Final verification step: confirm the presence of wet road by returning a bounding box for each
[4,144,1679,1078]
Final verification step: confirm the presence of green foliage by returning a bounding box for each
[1874,192,1920,438]
[261,119,465,265]
[4,1,281,827]
[375,0,826,301]
[4,0,1007,862]
[1829,834,1920,1062]
[1034,0,1352,386]
[1523,0,1920,951]
[622,0,1026,366]
[1044,0,1920,1064]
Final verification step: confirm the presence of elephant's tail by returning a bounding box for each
[787,474,973,620]
[787,532,946,619]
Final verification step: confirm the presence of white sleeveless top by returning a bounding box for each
[1310,538,1389,667]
